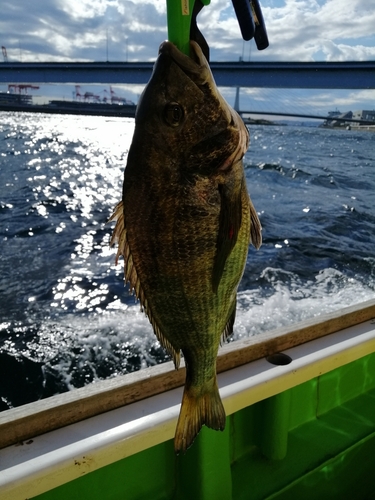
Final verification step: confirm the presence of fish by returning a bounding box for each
[110,40,262,454]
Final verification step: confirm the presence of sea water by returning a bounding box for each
[1,112,374,410]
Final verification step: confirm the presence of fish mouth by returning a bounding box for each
[158,41,211,85]
[157,39,237,138]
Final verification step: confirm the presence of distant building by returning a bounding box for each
[339,111,353,122]
[352,110,375,123]
[323,110,352,127]
[0,91,32,105]
[327,110,341,118]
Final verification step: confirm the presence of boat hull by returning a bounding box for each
[1,300,375,499]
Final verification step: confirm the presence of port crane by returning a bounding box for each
[74,85,101,103]
[8,84,40,93]
[74,85,133,105]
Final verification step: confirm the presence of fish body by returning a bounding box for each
[110,41,261,453]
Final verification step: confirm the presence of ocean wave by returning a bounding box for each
[1,117,374,409]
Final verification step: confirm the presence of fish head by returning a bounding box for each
[134,40,249,174]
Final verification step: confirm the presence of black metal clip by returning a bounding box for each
[190,0,210,61]
[231,0,269,50]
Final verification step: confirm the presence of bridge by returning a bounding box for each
[1,61,374,89]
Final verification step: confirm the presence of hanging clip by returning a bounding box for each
[165,0,268,60]
[231,0,269,50]
[166,0,210,58]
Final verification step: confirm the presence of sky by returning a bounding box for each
[1,0,374,115]
[1,0,375,62]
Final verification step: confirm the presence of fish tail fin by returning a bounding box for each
[174,376,226,454]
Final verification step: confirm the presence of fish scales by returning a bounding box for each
[110,40,262,453]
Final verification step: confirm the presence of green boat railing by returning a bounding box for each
[0,299,375,499]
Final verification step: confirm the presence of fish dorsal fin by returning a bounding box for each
[109,202,181,369]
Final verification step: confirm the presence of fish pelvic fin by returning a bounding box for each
[174,375,226,454]
[221,296,236,345]
[109,201,181,369]
[250,201,262,250]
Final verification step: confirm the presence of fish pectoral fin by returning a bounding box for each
[250,201,262,250]
[174,376,226,454]
[212,182,242,293]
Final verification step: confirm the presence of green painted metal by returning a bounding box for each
[176,425,232,499]
[259,390,291,460]
[166,0,210,56]
[34,353,375,500]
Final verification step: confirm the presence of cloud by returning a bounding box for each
[246,0,375,61]
[321,41,375,61]
[0,0,375,62]
[0,0,167,62]
[56,0,110,19]
[203,0,375,61]
[1,1,373,147]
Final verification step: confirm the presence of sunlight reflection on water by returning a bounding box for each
[1,114,374,407]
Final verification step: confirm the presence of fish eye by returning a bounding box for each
[163,103,184,127]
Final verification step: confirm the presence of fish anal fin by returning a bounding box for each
[150,317,181,369]
[174,375,226,454]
